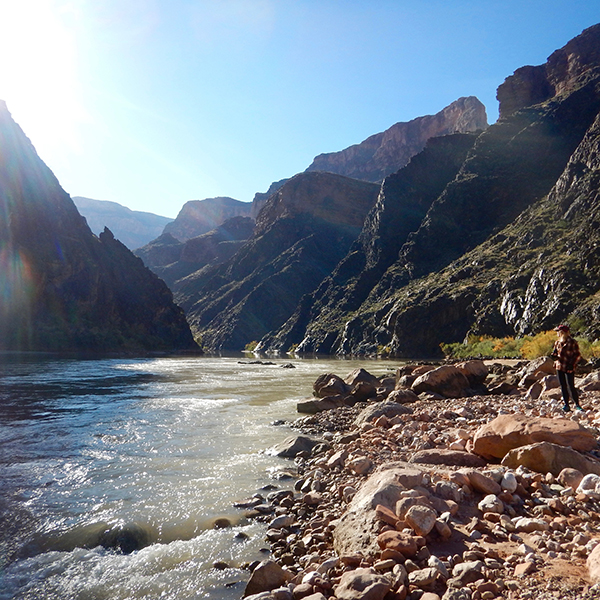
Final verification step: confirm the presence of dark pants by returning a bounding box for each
[557,370,579,407]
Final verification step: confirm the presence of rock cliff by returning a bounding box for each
[176,172,380,350]
[0,101,199,353]
[269,23,600,357]
[305,97,487,182]
[163,196,252,242]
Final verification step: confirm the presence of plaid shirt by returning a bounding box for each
[552,336,581,373]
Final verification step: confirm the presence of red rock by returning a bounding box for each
[376,531,418,557]
[472,414,598,460]
[375,504,400,527]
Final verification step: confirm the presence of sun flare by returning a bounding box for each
[0,0,87,159]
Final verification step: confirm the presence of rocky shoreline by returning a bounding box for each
[235,359,600,600]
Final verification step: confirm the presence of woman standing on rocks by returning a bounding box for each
[551,324,583,412]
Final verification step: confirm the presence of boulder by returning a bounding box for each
[411,366,470,398]
[460,469,501,495]
[376,530,418,557]
[333,465,423,557]
[271,436,321,458]
[334,568,392,600]
[557,467,584,490]
[588,544,600,584]
[405,505,437,536]
[472,414,598,460]
[387,389,419,404]
[517,357,555,387]
[345,368,380,388]
[313,373,349,398]
[580,370,600,392]
[501,441,600,476]
[409,449,487,468]
[354,401,413,426]
[297,396,346,414]
[244,560,292,597]
[455,360,488,386]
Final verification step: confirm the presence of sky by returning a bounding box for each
[0,1,599,219]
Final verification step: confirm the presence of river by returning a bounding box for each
[0,354,401,600]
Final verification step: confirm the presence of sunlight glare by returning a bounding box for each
[0,0,87,160]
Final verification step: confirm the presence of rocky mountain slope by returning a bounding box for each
[306,96,487,182]
[256,23,600,357]
[177,172,380,350]
[163,196,252,242]
[0,101,199,353]
[72,196,172,250]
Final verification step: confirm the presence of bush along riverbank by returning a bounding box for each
[234,359,600,600]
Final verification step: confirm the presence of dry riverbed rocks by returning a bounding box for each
[235,360,600,600]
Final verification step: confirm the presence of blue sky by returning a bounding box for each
[0,1,598,218]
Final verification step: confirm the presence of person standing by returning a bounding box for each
[551,324,583,412]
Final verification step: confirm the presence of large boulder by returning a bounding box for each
[333,465,423,557]
[516,357,555,387]
[580,370,600,392]
[297,396,346,414]
[354,401,413,426]
[501,441,600,476]
[313,373,350,398]
[455,360,489,386]
[588,544,600,585]
[411,366,470,398]
[472,414,598,460]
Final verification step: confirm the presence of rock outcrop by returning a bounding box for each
[178,172,380,350]
[0,101,198,353]
[306,97,487,182]
[260,23,600,358]
[162,196,252,242]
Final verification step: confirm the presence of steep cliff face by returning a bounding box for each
[258,132,479,354]
[136,216,254,289]
[163,197,252,242]
[286,24,600,357]
[0,101,198,353]
[497,23,600,118]
[177,172,379,350]
[305,97,487,182]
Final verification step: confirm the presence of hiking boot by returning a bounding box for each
[563,404,571,412]
[575,405,584,411]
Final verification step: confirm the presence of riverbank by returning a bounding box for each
[240,360,600,600]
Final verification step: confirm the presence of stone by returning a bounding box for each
[588,543,600,584]
[455,359,489,386]
[478,494,504,514]
[451,560,484,584]
[472,414,598,460]
[387,389,419,404]
[244,561,293,597]
[577,473,600,493]
[333,466,423,557]
[313,373,349,398]
[501,441,600,476]
[408,567,438,588]
[377,531,418,557]
[354,401,413,426]
[557,467,584,489]
[462,469,502,494]
[375,504,400,527]
[501,471,518,493]
[268,515,295,529]
[297,396,346,414]
[514,517,549,533]
[411,366,471,398]
[405,505,437,536]
[334,568,392,600]
[272,436,321,458]
[517,357,555,387]
[409,449,487,468]
[514,561,536,577]
[580,370,600,392]
[348,457,373,475]
[345,368,380,388]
